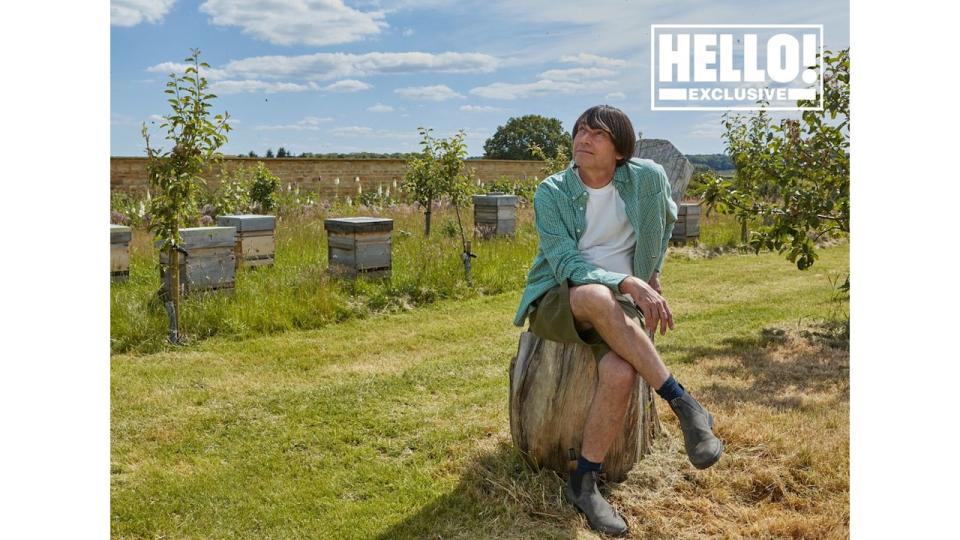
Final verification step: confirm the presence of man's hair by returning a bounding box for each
[572,105,636,167]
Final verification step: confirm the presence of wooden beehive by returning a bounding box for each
[217,214,277,269]
[110,224,132,282]
[158,226,237,294]
[473,193,518,239]
[323,217,393,279]
[672,203,701,243]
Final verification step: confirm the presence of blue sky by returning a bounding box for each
[111,0,849,157]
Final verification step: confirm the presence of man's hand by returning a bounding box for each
[618,275,674,335]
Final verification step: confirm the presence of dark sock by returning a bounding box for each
[656,374,686,402]
[576,454,603,475]
[571,454,602,495]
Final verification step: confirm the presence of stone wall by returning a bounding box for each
[111,157,547,197]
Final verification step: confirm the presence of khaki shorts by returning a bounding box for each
[527,279,645,363]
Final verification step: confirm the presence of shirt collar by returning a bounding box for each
[567,161,631,198]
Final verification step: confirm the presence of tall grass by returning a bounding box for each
[111,204,538,354]
[110,203,812,355]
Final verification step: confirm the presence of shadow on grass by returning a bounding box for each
[375,439,592,539]
[664,323,850,411]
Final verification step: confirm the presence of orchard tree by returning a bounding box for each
[403,128,477,238]
[698,48,849,272]
[483,115,571,160]
[142,48,231,343]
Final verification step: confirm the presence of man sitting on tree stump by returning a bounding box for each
[512,105,724,536]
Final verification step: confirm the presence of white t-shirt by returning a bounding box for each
[577,179,636,303]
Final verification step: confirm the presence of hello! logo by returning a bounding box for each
[651,24,823,111]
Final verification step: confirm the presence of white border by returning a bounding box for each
[650,24,825,111]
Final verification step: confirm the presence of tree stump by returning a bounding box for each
[508,331,662,482]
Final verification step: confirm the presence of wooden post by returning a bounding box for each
[170,245,180,339]
[509,329,662,482]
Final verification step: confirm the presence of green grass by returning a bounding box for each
[111,205,769,355]
[110,205,537,355]
[112,242,849,538]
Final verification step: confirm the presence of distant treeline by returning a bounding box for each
[241,148,734,171]
[685,154,734,172]
[241,148,420,159]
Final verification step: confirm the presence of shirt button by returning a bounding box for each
[576,228,581,233]
[579,207,584,211]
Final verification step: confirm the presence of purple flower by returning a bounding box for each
[111,211,129,225]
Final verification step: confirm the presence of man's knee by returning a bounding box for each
[569,283,618,322]
[598,352,637,391]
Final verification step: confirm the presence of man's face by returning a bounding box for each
[573,124,623,170]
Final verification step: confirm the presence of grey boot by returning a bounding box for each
[564,470,629,537]
[668,393,724,469]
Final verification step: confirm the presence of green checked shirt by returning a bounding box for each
[512,157,678,327]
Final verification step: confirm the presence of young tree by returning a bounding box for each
[402,128,477,238]
[483,115,571,160]
[276,146,288,158]
[698,48,849,271]
[529,142,571,177]
[265,148,275,158]
[142,48,231,343]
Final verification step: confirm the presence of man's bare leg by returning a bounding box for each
[569,283,723,471]
[569,284,669,389]
[580,352,636,462]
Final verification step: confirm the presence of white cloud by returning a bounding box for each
[367,103,395,112]
[459,105,502,112]
[605,92,626,100]
[329,126,415,140]
[687,117,726,139]
[199,0,387,46]
[147,51,498,85]
[111,0,177,26]
[110,113,136,126]
[255,116,334,131]
[401,28,415,37]
[536,67,615,81]
[330,126,374,136]
[322,79,373,92]
[470,79,614,100]
[560,53,627,68]
[394,85,463,101]
[211,80,318,94]
[146,61,230,80]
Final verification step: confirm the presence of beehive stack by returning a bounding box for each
[323,217,393,279]
[671,203,701,243]
[217,214,277,269]
[110,224,132,282]
[158,226,237,294]
[473,193,518,239]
